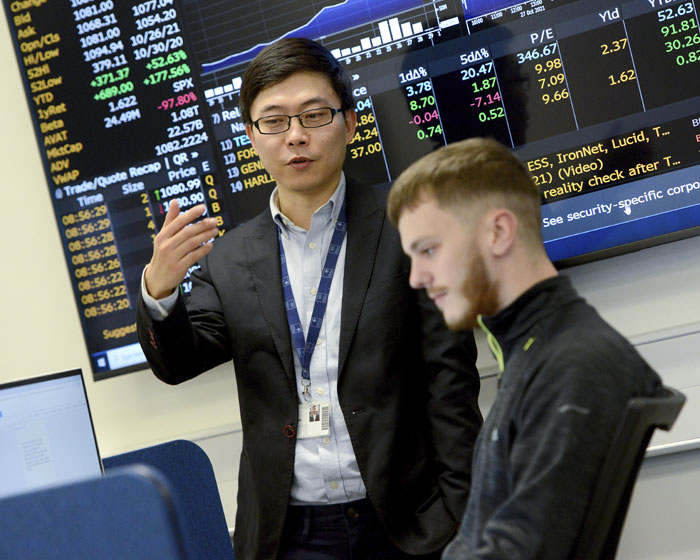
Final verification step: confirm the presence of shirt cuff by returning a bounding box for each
[141,266,178,319]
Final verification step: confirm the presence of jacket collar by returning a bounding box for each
[479,275,582,366]
[338,178,385,375]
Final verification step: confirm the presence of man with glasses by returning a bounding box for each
[137,38,482,560]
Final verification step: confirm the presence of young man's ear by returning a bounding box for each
[484,208,518,258]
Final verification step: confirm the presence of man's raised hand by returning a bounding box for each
[144,201,219,300]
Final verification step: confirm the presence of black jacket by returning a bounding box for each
[444,275,663,559]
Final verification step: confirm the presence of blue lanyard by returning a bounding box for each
[278,201,347,401]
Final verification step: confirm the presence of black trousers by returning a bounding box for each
[277,498,442,560]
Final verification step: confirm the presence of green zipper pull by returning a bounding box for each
[477,314,504,376]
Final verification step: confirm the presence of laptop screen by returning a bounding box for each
[0,369,103,499]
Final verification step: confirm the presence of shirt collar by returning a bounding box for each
[270,172,347,235]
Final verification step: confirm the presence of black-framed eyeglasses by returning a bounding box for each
[252,107,344,135]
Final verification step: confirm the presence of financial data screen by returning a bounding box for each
[4,0,700,378]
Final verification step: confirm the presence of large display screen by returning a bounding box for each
[4,0,700,378]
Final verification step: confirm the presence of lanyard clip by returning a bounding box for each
[301,382,311,402]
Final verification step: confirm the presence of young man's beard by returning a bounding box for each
[448,249,500,332]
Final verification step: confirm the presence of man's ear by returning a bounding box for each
[484,208,518,258]
[245,123,256,150]
[344,108,357,144]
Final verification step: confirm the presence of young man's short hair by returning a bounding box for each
[240,37,353,123]
[387,138,543,244]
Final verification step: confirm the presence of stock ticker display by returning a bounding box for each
[4,0,700,378]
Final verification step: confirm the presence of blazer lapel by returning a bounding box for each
[339,181,384,376]
[243,215,296,381]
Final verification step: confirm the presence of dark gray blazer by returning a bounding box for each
[137,178,482,560]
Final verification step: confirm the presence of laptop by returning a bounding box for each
[0,369,103,499]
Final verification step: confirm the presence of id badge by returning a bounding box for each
[297,402,330,439]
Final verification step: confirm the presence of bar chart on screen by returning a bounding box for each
[326,2,463,64]
[197,0,465,103]
[198,0,466,75]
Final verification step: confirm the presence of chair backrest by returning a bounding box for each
[571,385,685,560]
[0,465,189,560]
[103,439,235,560]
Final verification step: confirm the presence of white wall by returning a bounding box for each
[2,7,700,555]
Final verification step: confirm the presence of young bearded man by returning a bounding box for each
[388,137,664,559]
[137,38,482,560]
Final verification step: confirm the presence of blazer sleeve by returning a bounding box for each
[136,254,233,385]
[418,286,483,522]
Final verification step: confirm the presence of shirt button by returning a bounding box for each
[317,338,324,346]
[316,386,325,395]
[329,480,339,490]
[323,436,330,444]
[310,287,318,296]
[309,241,317,249]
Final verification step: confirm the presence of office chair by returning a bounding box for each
[0,465,188,560]
[104,439,235,560]
[571,385,685,560]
